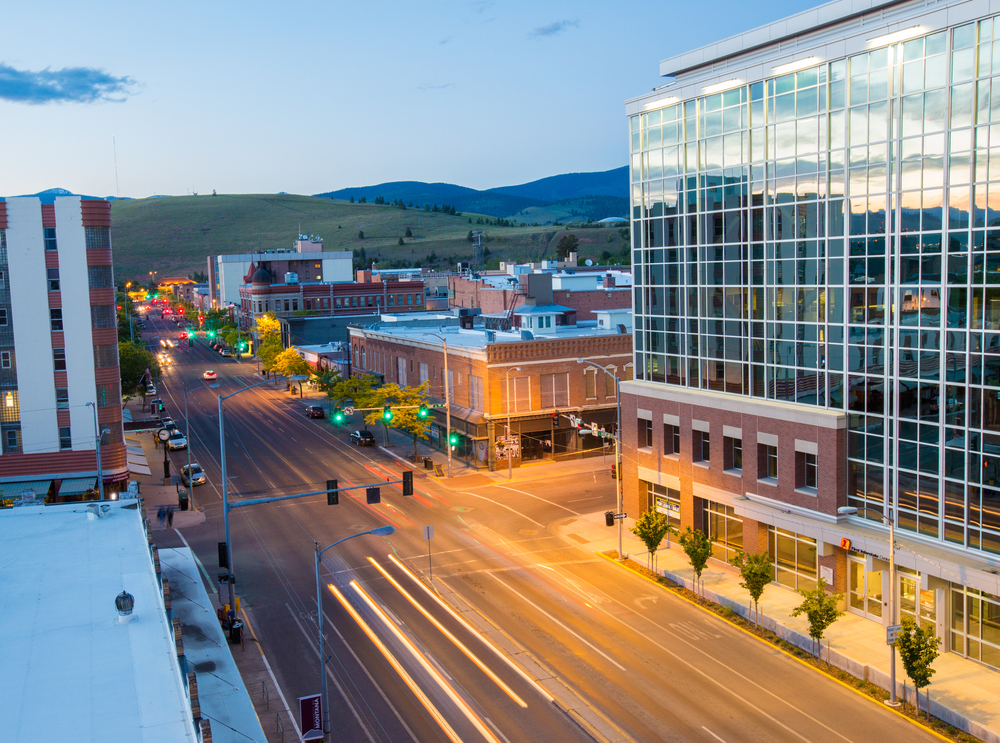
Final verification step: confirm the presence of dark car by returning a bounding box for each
[351,430,376,446]
[305,405,325,419]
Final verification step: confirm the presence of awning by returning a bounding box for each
[58,477,97,496]
[0,480,52,499]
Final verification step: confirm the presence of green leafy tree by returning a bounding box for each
[894,617,941,717]
[118,342,159,403]
[405,227,412,238]
[363,382,431,457]
[678,527,713,596]
[254,312,280,341]
[271,347,312,389]
[555,233,579,260]
[258,335,283,373]
[790,577,845,662]
[729,551,773,626]
[330,373,378,416]
[631,510,672,572]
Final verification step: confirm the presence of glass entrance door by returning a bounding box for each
[848,556,883,620]
[899,571,936,635]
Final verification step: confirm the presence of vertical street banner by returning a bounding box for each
[298,694,323,740]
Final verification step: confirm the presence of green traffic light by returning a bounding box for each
[418,405,429,418]
[449,433,457,445]
[383,406,393,422]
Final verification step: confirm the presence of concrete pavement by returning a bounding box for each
[553,510,1000,743]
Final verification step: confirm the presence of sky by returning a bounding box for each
[3,0,813,198]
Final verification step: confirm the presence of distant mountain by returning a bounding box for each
[487,166,628,201]
[11,187,109,204]
[314,165,628,221]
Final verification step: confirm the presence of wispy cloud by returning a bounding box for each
[530,19,578,38]
[417,83,455,91]
[440,36,453,45]
[471,1,494,14]
[0,63,135,104]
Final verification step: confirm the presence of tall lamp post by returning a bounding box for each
[219,374,308,611]
[423,333,452,478]
[838,505,901,707]
[315,525,395,735]
[504,366,523,480]
[85,401,110,500]
[578,359,623,560]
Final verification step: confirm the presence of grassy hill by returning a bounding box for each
[109,193,631,282]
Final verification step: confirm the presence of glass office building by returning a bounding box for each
[626,0,1000,665]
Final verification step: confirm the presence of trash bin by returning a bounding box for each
[229,619,244,644]
[424,457,433,470]
[178,489,189,511]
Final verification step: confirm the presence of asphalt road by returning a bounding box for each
[145,313,943,743]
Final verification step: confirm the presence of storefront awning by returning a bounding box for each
[0,480,52,499]
[58,477,98,496]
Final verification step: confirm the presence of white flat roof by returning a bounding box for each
[0,502,196,743]
[350,323,631,352]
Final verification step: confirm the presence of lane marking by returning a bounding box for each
[386,554,554,703]
[483,572,626,672]
[327,584,467,743]
[495,485,580,516]
[458,492,544,528]
[702,727,727,743]
[367,557,526,708]
[350,581,502,743]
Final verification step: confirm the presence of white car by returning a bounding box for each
[166,431,188,451]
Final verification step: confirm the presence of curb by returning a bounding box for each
[595,552,956,743]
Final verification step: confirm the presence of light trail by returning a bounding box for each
[367,557,527,708]
[386,553,555,703]
[326,583,466,743]
[350,581,503,743]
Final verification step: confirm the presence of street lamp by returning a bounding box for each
[218,374,308,612]
[423,333,452,478]
[838,505,901,707]
[577,359,623,560]
[504,366,523,480]
[315,525,394,735]
[85,401,110,500]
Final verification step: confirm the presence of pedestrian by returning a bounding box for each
[157,505,166,529]
[153,431,159,450]
[167,506,174,528]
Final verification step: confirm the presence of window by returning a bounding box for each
[639,418,653,449]
[415,294,422,305]
[645,481,680,529]
[539,372,569,408]
[725,437,743,472]
[5,429,18,452]
[335,297,342,308]
[44,227,57,251]
[694,430,710,462]
[47,268,60,291]
[50,308,63,331]
[87,265,113,289]
[503,376,531,412]
[93,344,118,368]
[470,374,485,411]
[84,226,110,251]
[59,426,72,450]
[97,383,117,407]
[53,348,66,371]
[705,501,744,562]
[798,452,818,490]
[605,367,616,397]
[1,351,10,369]
[56,388,69,410]
[664,424,680,455]
[585,368,597,399]
[292,299,298,311]
[407,294,413,305]
[769,526,818,591]
[0,308,7,326]
[0,271,5,289]
[759,445,778,480]
[91,305,115,329]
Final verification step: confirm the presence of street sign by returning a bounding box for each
[298,694,323,740]
[612,512,627,520]
[344,406,355,415]
[886,624,903,645]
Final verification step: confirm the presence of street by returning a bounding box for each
[145,314,941,743]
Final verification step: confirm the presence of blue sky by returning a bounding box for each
[3,0,811,198]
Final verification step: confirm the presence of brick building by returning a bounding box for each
[0,196,127,499]
[347,321,632,469]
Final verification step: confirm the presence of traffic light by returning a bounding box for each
[198,315,204,325]
[218,542,229,568]
[239,341,247,351]
[605,511,615,527]
[418,404,429,418]
[552,411,559,423]
[207,330,215,339]
[382,405,393,422]
[333,406,344,423]
[449,432,458,446]
[402,470,413,496]
[327,479,339,505]
[366,486,381,504]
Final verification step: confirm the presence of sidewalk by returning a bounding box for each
[552,511,1000,743]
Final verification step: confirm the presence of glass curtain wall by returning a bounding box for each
[630,18,1000,557]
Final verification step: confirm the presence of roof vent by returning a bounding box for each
[116,590,135,623]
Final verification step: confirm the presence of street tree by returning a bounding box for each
[729,550,773,626]
[254,312,280,340]
[631,510,672,572]
[362,381,431,457]
[894,617,941,717]
[119,342,159,403]
[790,577,845,663]
[313,367,341,404]
[678,527,713,597]
[257,335,283,373]
[555,233,579,260]
[271,348,312,393]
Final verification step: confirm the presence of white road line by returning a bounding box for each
[483,572,626,671]
[459,492,544,528]
[702,726,727,743]
[494,485,580,516]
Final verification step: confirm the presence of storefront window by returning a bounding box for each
[645,481,680,530]
[705,501,743,562]
[950,584,1000,668]
[768,526,817,591]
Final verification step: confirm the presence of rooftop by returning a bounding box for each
[1,501,197,743]
[350,321,631,353]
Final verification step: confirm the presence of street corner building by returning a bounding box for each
[624,0,1000,668]
[0,196,127,502]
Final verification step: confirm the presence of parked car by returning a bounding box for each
[351,430,376,446]
[146,384,157,395]
[181,463,207,486]
[203,370,218,380]
[305,405,325,419]
[160,416,175,430]
[166,431,188,451]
